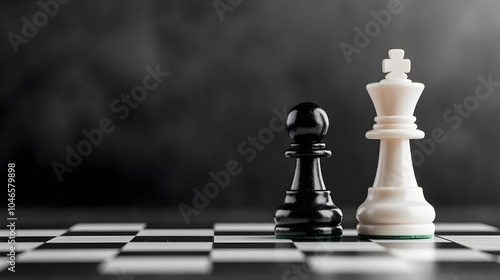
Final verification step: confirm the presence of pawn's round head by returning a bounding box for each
[287,102,329,143]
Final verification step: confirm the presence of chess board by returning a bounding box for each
[1,223,500,280]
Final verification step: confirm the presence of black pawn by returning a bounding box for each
[274,102,343,239]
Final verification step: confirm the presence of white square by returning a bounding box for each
[48,236,134,243]
[214,235,292,243]
[341,229,358,236]
[307,256,411,274]
[122,242,212,252]
[214,223,275,232]
[70,223,145,232]
[211,249,305,262]
[0,257,10,272]
[440,235,500,251]
[294,242,386,252]
[99,256,212,274]
[18,249,119,262]
[435,223,498,232]
[0,229,67,237]
[389,248,493,262]
[137,229,213,236]
[0,242,43,252]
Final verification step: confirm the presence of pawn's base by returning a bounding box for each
[275,225,342,239]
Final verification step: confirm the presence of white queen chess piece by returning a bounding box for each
[356,49,436,239]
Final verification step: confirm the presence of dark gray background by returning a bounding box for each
[1,0,499,225]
